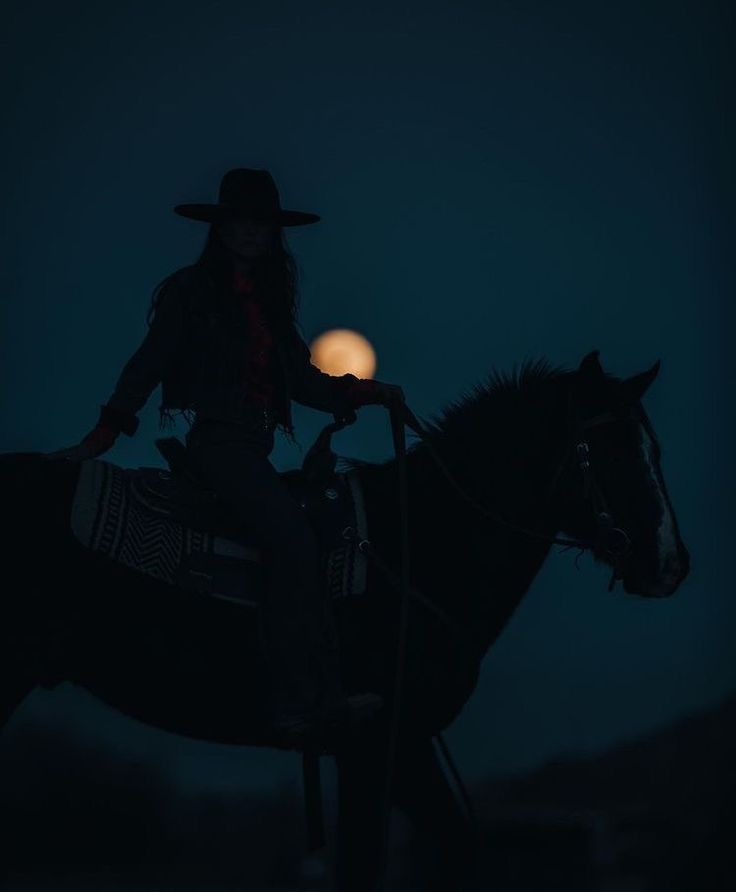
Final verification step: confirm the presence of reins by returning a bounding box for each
[399,399,633,555]
[304,393,639,887]
[374,405,413,891]
[360,396,638,890]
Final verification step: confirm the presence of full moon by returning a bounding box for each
[309,328,377,378]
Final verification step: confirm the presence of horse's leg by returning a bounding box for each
[334,722,391,892]
[392,735,480,892]
[0,654,38,886]
[0,629,41,735]
[335,728,480,892]
[0,656,37,734]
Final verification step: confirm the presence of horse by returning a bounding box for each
[0,350,689,890]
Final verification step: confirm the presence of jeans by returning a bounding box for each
[185,415,342,720]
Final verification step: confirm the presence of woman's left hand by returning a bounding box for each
[343,377,406,410]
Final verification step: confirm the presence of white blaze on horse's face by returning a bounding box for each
[573,351,689,597]
[637,421,683,596]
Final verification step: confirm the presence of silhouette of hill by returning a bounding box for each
[0,694,733,889]
[469,692,736,890]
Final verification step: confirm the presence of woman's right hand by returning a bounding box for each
[343,378,406,409]
[44,424,119,461]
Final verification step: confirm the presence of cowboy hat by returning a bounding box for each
[174,168,321,226]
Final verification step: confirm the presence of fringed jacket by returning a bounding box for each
[98,264,375,439]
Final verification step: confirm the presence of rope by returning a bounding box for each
[372,405,483,889]
[434,732,478,831]
[374,405,413,891]
[330,397,580,886]
[306,394,630,880]
[399,404,592,550]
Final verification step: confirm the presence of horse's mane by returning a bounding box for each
[424,357,568,434]
[341,357,574,473]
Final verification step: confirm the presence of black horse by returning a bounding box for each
[0,350,689,890]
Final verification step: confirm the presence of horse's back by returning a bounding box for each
[0,452,81,530]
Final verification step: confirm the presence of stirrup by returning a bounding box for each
[273,692,383,752]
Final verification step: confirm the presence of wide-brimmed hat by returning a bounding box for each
[174,168,321,226]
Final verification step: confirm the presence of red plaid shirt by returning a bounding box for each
[233,270,275,408]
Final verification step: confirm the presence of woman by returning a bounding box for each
[47,168,404,746]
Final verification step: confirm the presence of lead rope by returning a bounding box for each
[310,396,595,880]
[374,403,413,892]
[374,404,481,890]
[356,396,634,885]
[434,732,478,829]
[299,405,470,868]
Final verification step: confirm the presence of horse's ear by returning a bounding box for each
[620,360,661,403]
[578,349,604,379]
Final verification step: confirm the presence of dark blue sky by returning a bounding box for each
[1,0,733,793]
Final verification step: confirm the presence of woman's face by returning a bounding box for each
[216,216,276,260]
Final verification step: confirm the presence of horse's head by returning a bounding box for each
[557,350,690,598]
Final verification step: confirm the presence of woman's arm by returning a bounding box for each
[287,329,403,414]
[44,275,187,461]
[100,275,187,435]
[287,329,362,414]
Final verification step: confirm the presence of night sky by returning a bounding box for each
[1,0,733,801]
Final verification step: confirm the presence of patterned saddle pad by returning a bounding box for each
[70,459,369,607]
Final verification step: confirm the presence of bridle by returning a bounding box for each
[394,393,643,591]
[549,400,640,591]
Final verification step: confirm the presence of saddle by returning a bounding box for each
[69,421,369,608]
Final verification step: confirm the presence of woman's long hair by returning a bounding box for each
[147,222,302,332]
[147,221,305,444]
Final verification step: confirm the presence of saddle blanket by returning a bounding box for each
[69,459,369,607]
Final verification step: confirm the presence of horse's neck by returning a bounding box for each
[364,413,565,656]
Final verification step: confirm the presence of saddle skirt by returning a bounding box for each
[69,458,369,607]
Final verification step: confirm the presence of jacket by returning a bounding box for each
[100,264,362,437]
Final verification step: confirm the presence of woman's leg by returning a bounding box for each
[186,423,338,720]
